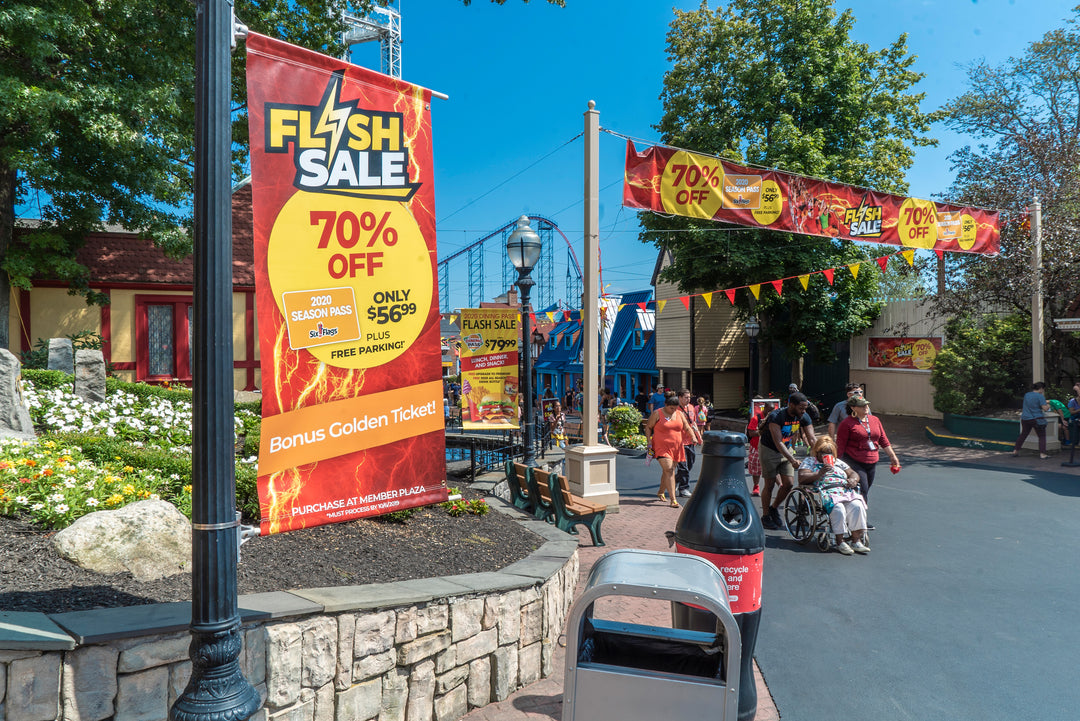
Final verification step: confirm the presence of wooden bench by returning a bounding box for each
[526,466,555,522]
[504,460,534,514]
[535,468,606,546]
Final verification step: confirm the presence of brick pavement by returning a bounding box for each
[462,413,1076,721]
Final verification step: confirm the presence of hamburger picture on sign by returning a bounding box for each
[457,308,521,430]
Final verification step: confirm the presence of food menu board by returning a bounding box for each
[458,308,520,430]
[867,337,942,370]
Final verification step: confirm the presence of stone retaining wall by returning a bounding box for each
[0,515,579,721]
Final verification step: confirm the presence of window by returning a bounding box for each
[549,336,557,350]
[632,329,645,349]
[564,334,572,349]
[136,295,193,382]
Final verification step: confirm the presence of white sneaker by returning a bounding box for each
[852,540,871,554]
[837,541,855,555]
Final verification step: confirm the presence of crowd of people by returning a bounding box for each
[1013,381,1080,458]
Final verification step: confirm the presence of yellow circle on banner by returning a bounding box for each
[911,339,937,370]
[959,213,977,250]
[267,192,431,369]
[897,197,938,249]
[752,179,784,226]
[659,151,724,219]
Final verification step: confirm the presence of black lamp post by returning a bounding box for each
[507,216,541,467]
[744,317,761,402]
[172,1,260,719]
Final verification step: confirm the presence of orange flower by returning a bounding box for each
[43,469,54,476]
[24,460,36,467]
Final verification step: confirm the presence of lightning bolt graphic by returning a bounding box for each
[314,75,352,164]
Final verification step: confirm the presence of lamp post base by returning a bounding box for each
[171,628,261,721]
[564,444,620,511]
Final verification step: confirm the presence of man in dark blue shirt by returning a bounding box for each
[759,392,816,529]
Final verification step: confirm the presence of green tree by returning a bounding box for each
[936,7,1080,388]
[0,0,559,350]
[930,314,1030,414]
[642,0,937,377]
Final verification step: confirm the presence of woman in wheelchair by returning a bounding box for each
[797,436,870,555]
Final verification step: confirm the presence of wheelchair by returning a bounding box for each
[782,484,868,552]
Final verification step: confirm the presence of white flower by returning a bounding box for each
[149,493,160,500]
[14,495,28,505]
[31,503,44,511]
[55,503,69,513]
[84,481,96,490]
[49,492,64,503]
[86,498,99,507]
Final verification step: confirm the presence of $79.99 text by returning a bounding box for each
[367,302,417,324]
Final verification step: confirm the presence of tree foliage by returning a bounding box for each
[0,0,558,348]
[641,0,937,361]
[930,314,1030,415]
[936,8,1080,388]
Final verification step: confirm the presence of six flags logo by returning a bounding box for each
[264,71,420,201]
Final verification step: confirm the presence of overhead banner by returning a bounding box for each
[246,33,447,534]
[458,308,520,430]
[868,337,942,370]
[623,140,1000,255]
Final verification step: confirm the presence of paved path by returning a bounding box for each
[462,414,1077,720]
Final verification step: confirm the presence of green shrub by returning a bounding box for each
[931,314,1030,415]
[22,369,72,391]
[607,404,643,436]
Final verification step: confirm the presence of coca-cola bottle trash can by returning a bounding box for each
[672,430,764,721]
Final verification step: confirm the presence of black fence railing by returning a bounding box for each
[444,410,549,481]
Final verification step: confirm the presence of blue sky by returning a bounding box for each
[346,0,1078,311]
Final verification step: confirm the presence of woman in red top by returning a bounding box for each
[645,394,699,508]
[745,402,775,497]
[835,396,901,508]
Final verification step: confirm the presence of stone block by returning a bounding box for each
[493,591,521,645]
[379,669,409,721]
[395,607,418,644]
[313,682,334,721]
[434,646,456,675]
[268,695,314,721]
[334,678,381,721]
[8,654,60,721]
[301,618,337,689]
[74,349,106,403]
[115,666,168,721]
[0,349,35,439]
[0,660,5,705]
[335,615,355,691]
[449,599,483,643]
[466,657,490,709]
[519,602,542,647]
[265,624,303,709]
[117,635,189,673]
[434,665,468,695]
[452,629,497,666]
[244,626,268,687]
[415,604,448,635]
[433,685,467,721]
[491,646,518,702]
[352,651,395,682]
[397,631,450,666]
[540,639,553,678]
[518,642,540,686]
[168,661,192,711]
[355,611,395,657]
[61,645,118,721]
[47,338,74,375]
[405,659,435,721]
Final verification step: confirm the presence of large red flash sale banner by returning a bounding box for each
[246,34,447,534]
[624,141,1001,255]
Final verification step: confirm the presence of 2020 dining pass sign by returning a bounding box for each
[246,33,447,534]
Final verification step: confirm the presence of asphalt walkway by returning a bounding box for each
[461,414,1074,720]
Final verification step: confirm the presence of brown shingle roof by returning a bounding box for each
[30,184,256,287]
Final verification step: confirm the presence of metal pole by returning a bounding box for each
[582,101,600,446]
[517,272,537,466]
[172,0,259,719]
[1032,196,1044,385]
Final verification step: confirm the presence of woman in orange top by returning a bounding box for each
[645,394,699,508]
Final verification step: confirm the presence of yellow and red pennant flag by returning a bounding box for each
[680,296,690,310]
[702,292,713,308]
[749,284,761,299]
[876,256,889,273]
[770,279,783,296]
[725,288,737,305]
[902,249,915,266]
[657,299,667,314]
[798,275,809,290]
[823,268,835,285]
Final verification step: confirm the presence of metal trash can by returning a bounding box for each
[563,549,741,721]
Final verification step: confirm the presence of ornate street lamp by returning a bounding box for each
[507,216,541,466]
[744,317,761,401]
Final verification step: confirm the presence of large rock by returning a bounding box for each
[52,500,191,581]
[47,338,74,375]
[0,349,35,441]
[74,349,106,403]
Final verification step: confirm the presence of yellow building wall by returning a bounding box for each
[694,300,747,370]
[25,288,100,346]
[654,270,691,370]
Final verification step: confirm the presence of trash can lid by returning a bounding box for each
[581,549,732,612]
